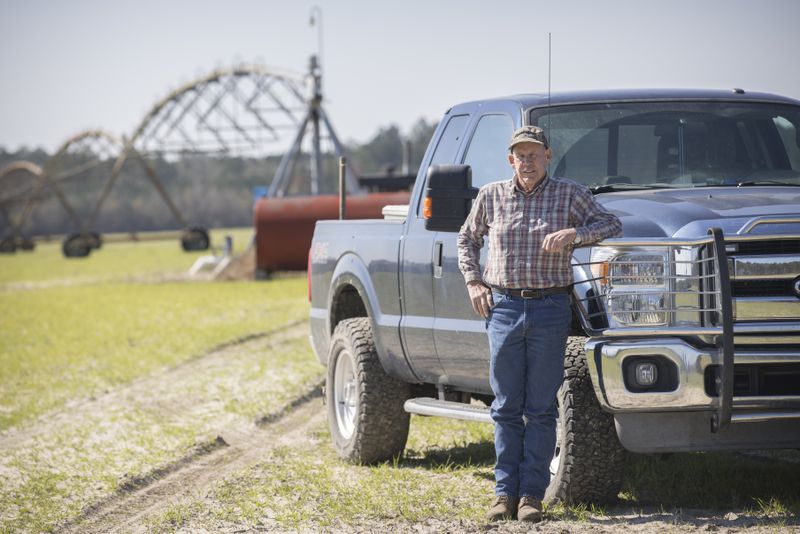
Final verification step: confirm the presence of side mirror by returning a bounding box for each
[423,165,478,232]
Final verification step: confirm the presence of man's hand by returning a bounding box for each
[467,280,493,318]
[542,228,578,252]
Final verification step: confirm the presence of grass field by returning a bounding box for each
[1,230,798,533]
[0,228,287,430]
[0,229,321,531]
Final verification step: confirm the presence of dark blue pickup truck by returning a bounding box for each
[308,88,800,503]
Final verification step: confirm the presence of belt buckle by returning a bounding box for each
[520,289,538,299]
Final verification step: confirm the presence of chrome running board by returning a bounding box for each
[404,397,493,424]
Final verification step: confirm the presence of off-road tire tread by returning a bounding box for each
[545,336,626,504]
[328,318,410,464]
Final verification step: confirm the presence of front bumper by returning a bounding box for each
[586,337,800,451]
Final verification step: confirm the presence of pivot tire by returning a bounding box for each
[85,231,102,250]
[62,233,91,258]
[0,236,16,253]
[181,227,210,251]
[326,317,410,464]
[19,237,35,251]
[545,336,626,504]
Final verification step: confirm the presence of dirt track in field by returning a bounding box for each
[0,319,322,533]
[61,386,325,534]
[3,316,794,533]
[0,320,310,451]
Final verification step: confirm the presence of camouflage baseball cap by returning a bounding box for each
[509,125,549,150]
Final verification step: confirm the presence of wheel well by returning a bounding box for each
[331,284,368,332]
[569,305,585,337]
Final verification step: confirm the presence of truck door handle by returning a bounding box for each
[434,241,443,279]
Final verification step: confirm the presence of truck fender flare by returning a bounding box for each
[571,251,598,335]
[327,253,415,380]
[328,253,379,332]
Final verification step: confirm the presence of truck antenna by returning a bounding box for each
[547,32,552,141]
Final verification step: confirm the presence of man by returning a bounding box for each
[457,125,622,523]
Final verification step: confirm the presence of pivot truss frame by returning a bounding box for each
[2,57,355,255]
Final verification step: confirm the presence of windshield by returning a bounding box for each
[530,101,800,189]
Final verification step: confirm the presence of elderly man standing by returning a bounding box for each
[457,126,622,523]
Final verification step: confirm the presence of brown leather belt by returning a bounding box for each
[493,286,570,299]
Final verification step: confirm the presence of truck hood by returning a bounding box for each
[598,187,800,238]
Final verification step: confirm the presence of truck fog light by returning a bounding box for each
[634,361,658,387]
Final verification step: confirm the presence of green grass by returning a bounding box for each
[1,330,322,533]
[148,416,497,532]
[0,227,287,430]
[3,228,799,532]
[151,415,800,531]
[0,231,325,532]
[0,278,308,430]
[621,451,800,514]
[0,227,253,285]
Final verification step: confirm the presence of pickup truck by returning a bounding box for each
[308,88,800,504]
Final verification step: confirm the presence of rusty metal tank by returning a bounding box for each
[254,191,410,273]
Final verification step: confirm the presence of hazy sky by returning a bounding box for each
[1,0,799,153]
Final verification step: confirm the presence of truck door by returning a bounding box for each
[431,113,516,392]
[399,113,470,383]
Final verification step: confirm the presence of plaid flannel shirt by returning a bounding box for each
[457,175,622,289]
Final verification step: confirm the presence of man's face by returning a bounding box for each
[508,142,551,189]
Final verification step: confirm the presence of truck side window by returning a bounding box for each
[430,115,470,166]
[462,115,515,189]
[417,114,470,216]
[773,116,800,170]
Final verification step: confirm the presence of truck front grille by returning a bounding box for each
[705,363,800,397]
[727,238,800,322]
[732,279,795,297]
[735,239,800,255]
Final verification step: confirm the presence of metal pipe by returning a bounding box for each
[318,105,361,193]
[339,156,346,220]
[709,227,734,433]
[402,140,411,175]
[731,411,800,423]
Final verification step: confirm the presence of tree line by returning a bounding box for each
[0,118,437,237]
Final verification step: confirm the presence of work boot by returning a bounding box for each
[485,495,518,521]
[517,496,543,522]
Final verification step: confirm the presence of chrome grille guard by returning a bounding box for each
[573,228,800,433]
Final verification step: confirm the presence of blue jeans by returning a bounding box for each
[486,290,571,499]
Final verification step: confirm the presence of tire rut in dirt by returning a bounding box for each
[59,382,324,534]
[0,319,309,451]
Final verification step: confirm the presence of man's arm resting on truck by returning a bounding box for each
[543,186,621,250]
[568,185,623,244]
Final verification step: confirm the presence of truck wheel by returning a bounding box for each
[545,336,626,504]
[326,317,410,464]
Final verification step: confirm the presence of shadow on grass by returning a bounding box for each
[621,450,800,514]
[401,436,799,525]
[401,439,495,472]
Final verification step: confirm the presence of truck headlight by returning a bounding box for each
[591,248,670,327]
[609,292,667,325]
[609,253,666,286]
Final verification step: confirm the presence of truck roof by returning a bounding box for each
[464,88,800,110]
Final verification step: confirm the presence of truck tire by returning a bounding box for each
[545,336,626,504]
[326,317,410,464]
